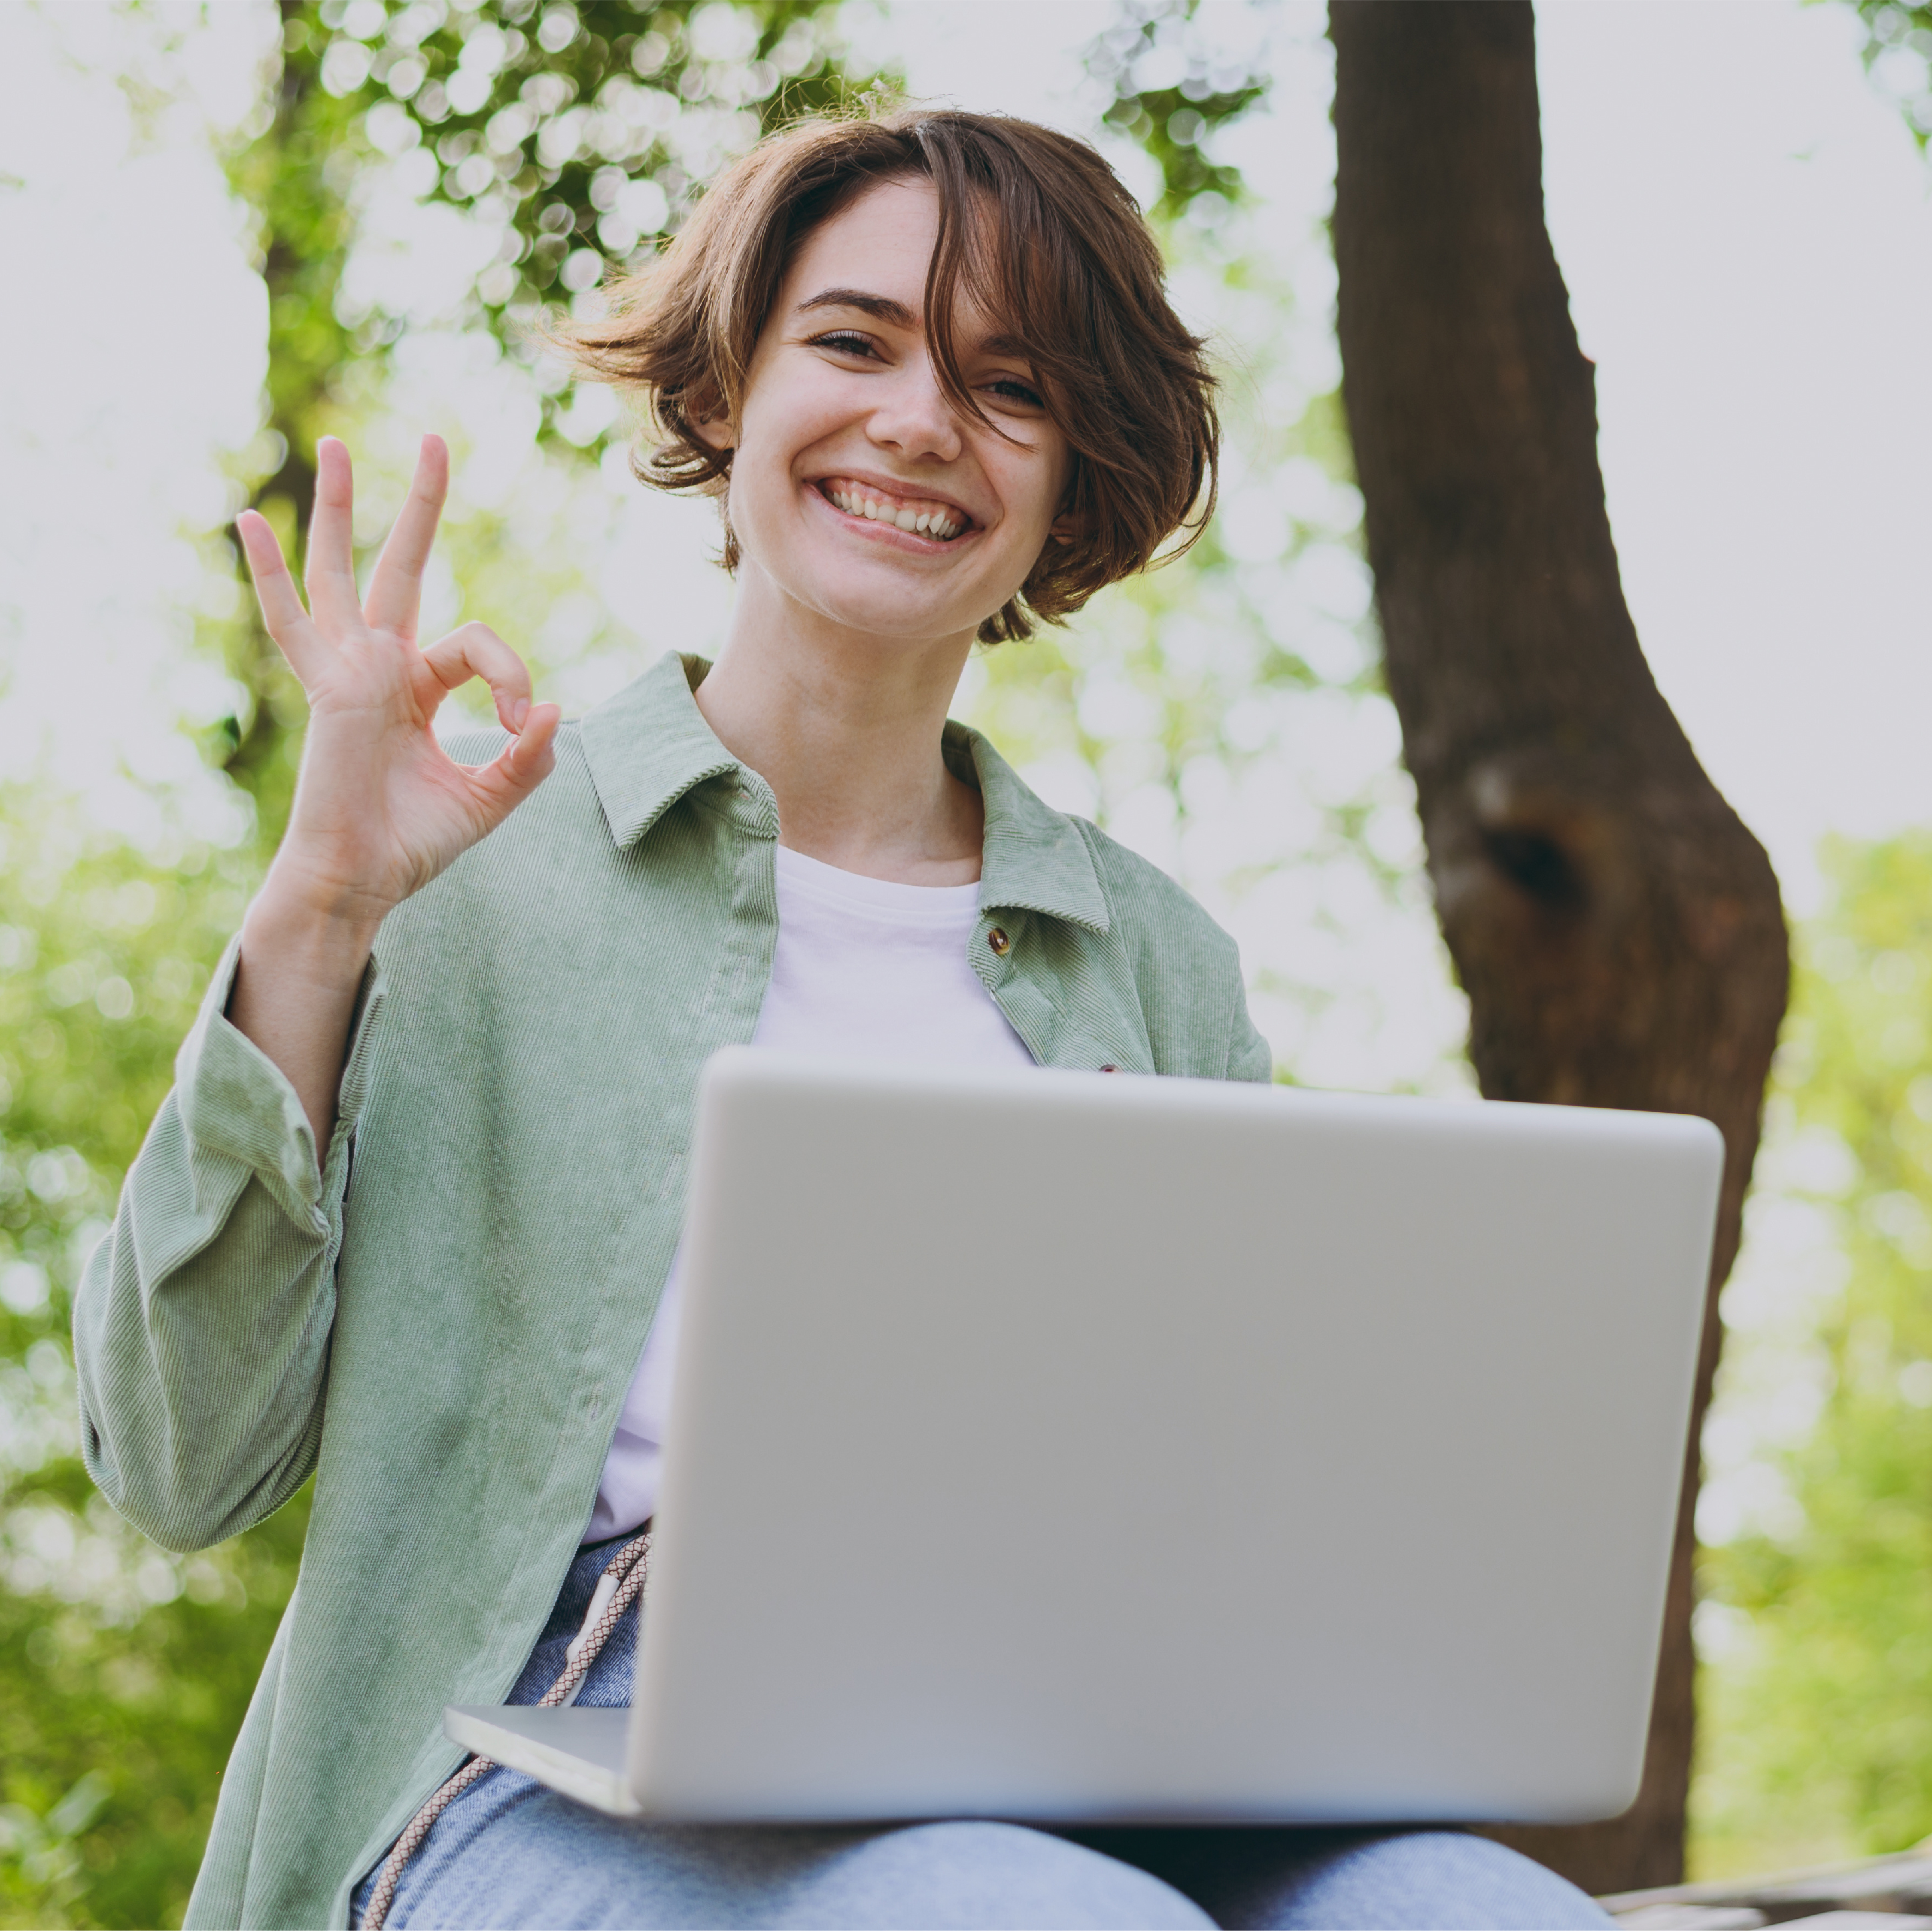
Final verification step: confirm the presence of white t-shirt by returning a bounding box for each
[584,843,1037,1542]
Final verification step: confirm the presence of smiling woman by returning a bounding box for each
[560,109,1221,644]
[70,102,1608,1932]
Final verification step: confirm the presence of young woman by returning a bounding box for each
[75,110,1611,1931]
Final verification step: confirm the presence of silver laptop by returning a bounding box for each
[450,1048,1720,1825]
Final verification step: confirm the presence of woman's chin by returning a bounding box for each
[785,566,991,648]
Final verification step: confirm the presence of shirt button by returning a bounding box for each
[987,926,1010,956]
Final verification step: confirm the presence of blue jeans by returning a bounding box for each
[352,1540,1612,1931]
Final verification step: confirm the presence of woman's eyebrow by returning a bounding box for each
[796,288,918,326]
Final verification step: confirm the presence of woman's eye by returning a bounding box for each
[986,376,1045,410]
[809,330,879,359]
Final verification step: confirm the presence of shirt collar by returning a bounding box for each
[580,652,741,850]
[579,652,1111,935]
[942,720,1109,934]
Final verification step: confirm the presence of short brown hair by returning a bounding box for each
[559,107,1218,644]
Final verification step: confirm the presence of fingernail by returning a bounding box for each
[513,699,530,730]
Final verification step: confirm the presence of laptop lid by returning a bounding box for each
[625,1049,1720,1824]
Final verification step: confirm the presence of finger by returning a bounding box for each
[304,437,363,632]
[421,622,535,732]
[236,510,333,683]
[363,434,450,640]
[463,702,562,832]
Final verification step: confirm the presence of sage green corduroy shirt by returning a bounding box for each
[73,651,1272,1930]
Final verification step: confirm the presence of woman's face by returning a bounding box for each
[706,177,1072,648]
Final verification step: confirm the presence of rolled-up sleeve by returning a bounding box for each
[73,934,383,1552]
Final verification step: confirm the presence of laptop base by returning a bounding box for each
[445,1705,639,1817]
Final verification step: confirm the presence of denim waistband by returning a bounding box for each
[504,1532,644,1710]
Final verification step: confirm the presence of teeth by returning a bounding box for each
[823,481,962,541]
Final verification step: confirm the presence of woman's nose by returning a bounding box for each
[866,358,964,464]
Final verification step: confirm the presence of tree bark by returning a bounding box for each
[1329,0,1789,1894]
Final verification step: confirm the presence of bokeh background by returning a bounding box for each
[3,0,1932,1921]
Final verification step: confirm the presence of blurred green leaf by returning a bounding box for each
[0,790,313,1930]
[1695,834,1932,1873]
[1085,0,1268,222]
[1845,0,1932,152]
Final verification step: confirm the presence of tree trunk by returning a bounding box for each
[1329,0,1789,1894]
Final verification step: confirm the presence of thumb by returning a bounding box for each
[464,703,562,831]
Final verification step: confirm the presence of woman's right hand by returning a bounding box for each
[229,434,561,1142]
[237,433,561,935]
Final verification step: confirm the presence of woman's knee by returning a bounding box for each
[1261,1829,1613,1932]
[766,1820,1217,1931]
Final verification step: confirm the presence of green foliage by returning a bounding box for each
[1695,834,1932,1873]
[1086,0,1269,222]
[0,1492,309,1932]
[1848,0,1932,150]
[0,796,309,1930]
[281,0,870,379]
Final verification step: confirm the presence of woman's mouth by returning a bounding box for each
[816,477,973,543]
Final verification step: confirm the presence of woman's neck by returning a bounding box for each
[691,572,985,886]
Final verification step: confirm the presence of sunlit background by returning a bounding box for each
[4,0,1932,1919]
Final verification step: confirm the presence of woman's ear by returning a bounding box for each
[1047,512,1078,547]
[693,414,735,453]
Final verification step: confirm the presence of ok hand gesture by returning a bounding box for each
[231,434,561,1140]
[236,433,561,932]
